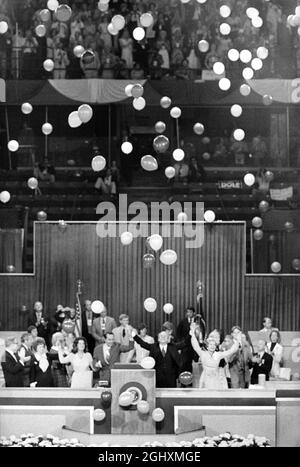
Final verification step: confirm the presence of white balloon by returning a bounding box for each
[43,59,54,72]
[91,155,106,172]
[42,122,53,135]
[246,7,259,19]
[73,45,85,58]
[47,0,59,11]
[240,84,251,96]
[21,102,33,115]
[213,62,225,75]
[125,84,134,97]
[251,58,263,71]
[133,27,145,41]
[7,140,19,152]
[233,128,245,141]
[91,300,105,314]
[172,148,185,161]
[0,21,8,34]
[140,13,154,28]
[228,48,239,61]
[240,49,252,63]
[220,5,231,18]
[177,212,188,222]
[121,141,133,154]
[133,97,146,111]
[107,22,119,36]
[219,77,231,91]
[0,191,10,203]
[257,46,269,60]
[144,297,157,312]
[165,166,175,179]
[271,262,281,273]
[252,16,263,28]
[111,15,125,31]
[204,210,216,222]
[170,107,181,118]
[242,67,254,80]
[244,173,255,186]
[35,24,46,37]
[78,104,93,123]
[149,234,163,251]
[219,23,231,35]
[160,249,177,265]
[68,111,82,128]
[140,356,155,369]
[163,303,174,314]
[230,104,242,117]
[120,231,133,245]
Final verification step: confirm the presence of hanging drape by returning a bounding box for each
[0,229,23,273]
[0,222,245,335]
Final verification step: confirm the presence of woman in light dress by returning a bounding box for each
[190,323,239,389]
[58,337,94,388]
[266,330,283,378]
[119,28,133,69]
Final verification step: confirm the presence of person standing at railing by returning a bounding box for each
[22,29,38,79]
[53,41,69,79]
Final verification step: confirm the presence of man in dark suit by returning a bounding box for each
[133,330,182,388]
[250,339,273,385]
[27,301,51,349]
[176,306,196,372]
[1,336,26,387]
[93,332,134,386]
[91,306,117,345]
[20,332,34,387]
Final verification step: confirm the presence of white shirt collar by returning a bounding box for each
[6,349,17,360]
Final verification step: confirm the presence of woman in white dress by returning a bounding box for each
[190,323,239,389]
[58,337,94,388]
[266,330,283,378]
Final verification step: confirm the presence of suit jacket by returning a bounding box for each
[93,341,134,384]
[176,318,198,372]
[28,312,51,348]
[113,325,136,363]
[30,355,55,387]
[133,335,182,387]
[1,351,24,387]
[250,352,273,384]
[20,344,34,386]
[91,316,117,344]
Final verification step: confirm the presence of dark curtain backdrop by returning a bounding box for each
[0,229,23,273]
[0,222,245,336]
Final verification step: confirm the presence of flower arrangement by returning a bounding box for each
[0,432,270,447]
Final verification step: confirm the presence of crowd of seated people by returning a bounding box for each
[0,0,299,79]
[1,297,288,389]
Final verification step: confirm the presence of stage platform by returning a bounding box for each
[1,385,300,446]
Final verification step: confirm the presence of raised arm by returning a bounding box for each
[219,340,239,360]
[58,350,73,364]
[133,334,152,351]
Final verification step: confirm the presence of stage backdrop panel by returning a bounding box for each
[0,222,245,335]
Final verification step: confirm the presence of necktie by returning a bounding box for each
[106,347,110,362]
[122,328,126,338]
[161,346,166,357]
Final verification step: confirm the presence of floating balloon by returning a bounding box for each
[125,84,134,97]
[251,57,263,71]
[133,97,146,111]
[119,391,134,407]
[259,200,269,213]
[242,67,254,80]
[101,390,112,405]
[230,104,242,117]
[0,191,10,204]
[257,46,269,60]
[58,219,67,232]
[170,107,181,118]
[144,297,157,312]
[269,234,276,243]
[219,77,231,91]
[233,129,245,141]
[78,104,93,123]
[152,408,165,422]
[40,9,51,22]
[252,16,263,28]
[220,5,231,18]
[228,48,239,61]
[198,39,209,53]
[120,231,133,245]
[213,61,225,75]
[140,13,154,27]
[262,94,273,106]
[93,408,106,422]
[7,140,19,152]
[271,261,281,273]
[177,212,188,222]
[244,173,255,186]
[202,152,210,160]
[141,155,158,172]
[203,137,210,145]
[43,59,54,72]
[131,83,144,98]
[37,211,47,221]
[62,318,75,334]
[149,234,163,251]
[137,400,150,414]
[153,135,170,153]
[0,21,8,34]
[264,170,274,182]
[91,300,105,314]
[42,123,53,135]
[179,371,193,386]
[219,22,231,35]
[81,49,96,65]
[252,216,263,228]
[35,24,46,37]
[160,96,172,109]
[165,166,175,179]
[21,102,33,115]
[155,121,166,134]
[107,22,118,35]
[204,210,215,222]
[68,111,82,128]
[47,0,59,11]
[193,122,204,135]
[172,148,185,161]
[160,249,177,266]
[121,141,133,154]
[253,229,263,240]
[284,221,294,232]
[111,14,125,31]
[292,258,300,271]
[143,253,155,269]
[133,27,145,41]
[140,356,155,369]
[240,84,251,96]
[163,303,174,315]
[56,4,72,22]
[92,155,106,172]
[6,265,16,273]
[27,177,38,190]
[240,49,252,63]
[73,45,85,58]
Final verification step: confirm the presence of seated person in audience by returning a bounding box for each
[20,332,34,387]
[28,301,51,349]
[49,332,69,387]
[91,306,117,345]
[188,157,206,183]
[266,330,283,379]
[259,316,278,334]
[1,336,26,387]
[93,331,135,386]
[134,323,154,364]
[250,339,273,384]
[133,329,182,388]
[30,338,55,387]
[112,314,137,363]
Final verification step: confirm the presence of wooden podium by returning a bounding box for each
[111,365,156,434]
